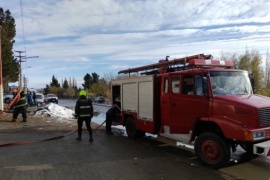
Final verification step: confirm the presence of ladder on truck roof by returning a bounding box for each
[118,54,234,75]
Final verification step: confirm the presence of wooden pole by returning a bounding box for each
[0,25,4,110]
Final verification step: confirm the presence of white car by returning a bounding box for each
[35,93,45,106]
[3,92,14,104]
[94,96,105,103]
[45,94,58,104]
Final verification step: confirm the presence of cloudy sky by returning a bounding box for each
[1,0,270,88]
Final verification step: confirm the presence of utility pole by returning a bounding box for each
[21,56,38,92]
[14,51,38,91]
[0,25,3,110]
[15,50,26,89]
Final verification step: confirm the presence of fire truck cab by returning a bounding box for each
[111,54,270,168]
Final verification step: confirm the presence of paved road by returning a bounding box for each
[2,102,270,180]
[0,125,237,180]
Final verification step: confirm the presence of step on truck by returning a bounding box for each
[111,54,270,168]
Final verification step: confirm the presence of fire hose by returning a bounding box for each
[0,119,107,148]
[0,94,111,148]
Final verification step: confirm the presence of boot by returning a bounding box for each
[20,120,27,123]
[106,131,114,135]
[76,137,81,141]
[89,135,93,142]
[106,127,114,135]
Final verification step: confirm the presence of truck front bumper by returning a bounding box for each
[253,140,270,156]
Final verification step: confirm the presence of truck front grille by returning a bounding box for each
[258,108,270,127]
[265,129,270,138]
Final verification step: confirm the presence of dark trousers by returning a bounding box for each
[106,114,114,133]
[13,106,27,121]
[77,118,92,138]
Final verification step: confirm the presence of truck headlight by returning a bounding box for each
[252,131,265,140]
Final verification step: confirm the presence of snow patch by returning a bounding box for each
[35,103,75,120]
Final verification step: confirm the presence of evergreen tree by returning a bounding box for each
[82,73,92,89]
[63,78,69,89]
[44,84,50,94]
[82,72,100,89]
[50,75,60,87]
[92,72,99,84]
[0,8,19,90]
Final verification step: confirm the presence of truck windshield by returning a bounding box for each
[210,71,253,96]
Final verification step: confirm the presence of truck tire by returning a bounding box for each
[125,117,137,138]
[136,130,145,138]
[194,132,231,169]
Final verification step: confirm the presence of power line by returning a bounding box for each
[20,0,26,51]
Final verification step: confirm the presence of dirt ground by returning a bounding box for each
[0,113,69,129]
[0,112,101,131]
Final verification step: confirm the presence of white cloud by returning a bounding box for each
[1,0,270,88]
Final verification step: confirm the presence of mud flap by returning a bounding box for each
[253,140,270,156]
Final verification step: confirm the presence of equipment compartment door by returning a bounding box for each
[160,75,170,127]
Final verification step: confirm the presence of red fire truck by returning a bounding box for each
[111,54,270,168]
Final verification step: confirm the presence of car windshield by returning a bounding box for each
[36,95,43,99]
[210,71,253,96]
[4,92,12,95]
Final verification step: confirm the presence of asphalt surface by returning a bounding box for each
[0,123,236,180]
[1,102,270,180]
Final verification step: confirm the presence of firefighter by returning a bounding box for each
[105,104,120,135]
[75,90,94,142]
[11,91,28,122]
[249,74,255,92]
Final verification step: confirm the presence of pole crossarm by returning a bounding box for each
[22,56,39,59]
[14,51,39,88]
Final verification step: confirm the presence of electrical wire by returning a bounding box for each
[20,0,26,51]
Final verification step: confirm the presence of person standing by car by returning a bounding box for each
[105,104,121,135]
[27,91,33,105]
[32,91,37,105]
[11,91,28,122]
[75,90,94,142]
[249,73,255,92]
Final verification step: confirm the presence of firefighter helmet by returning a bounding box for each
[79,90,87,96]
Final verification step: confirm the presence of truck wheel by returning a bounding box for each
[136,130,145,138]
[125,117,137,138]
[194,132,231,169]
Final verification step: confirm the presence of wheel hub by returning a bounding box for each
[201,140,221,161]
